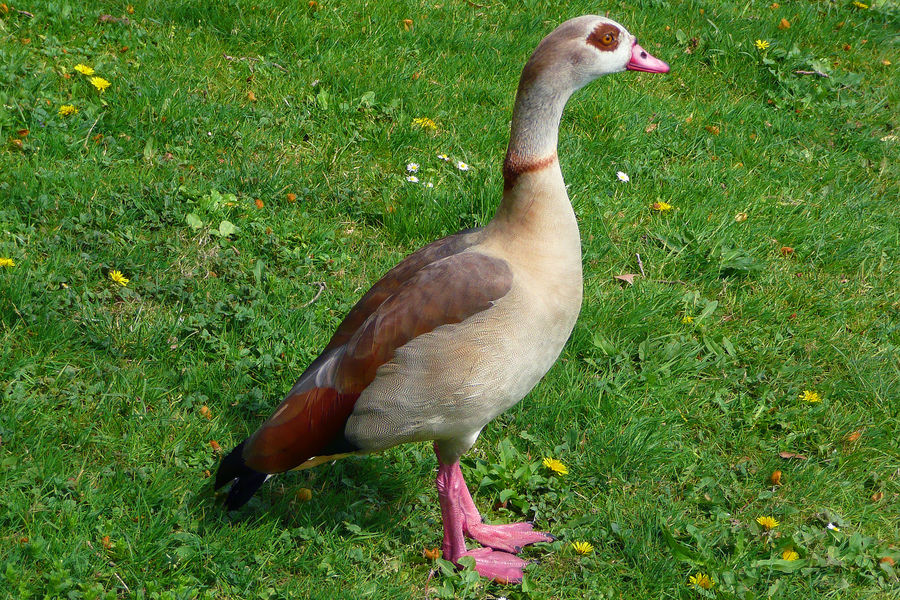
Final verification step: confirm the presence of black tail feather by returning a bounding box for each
[215,440,269,511]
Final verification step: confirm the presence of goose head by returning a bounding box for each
[520,15,669,94]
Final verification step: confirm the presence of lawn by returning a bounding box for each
[1,0,898,598]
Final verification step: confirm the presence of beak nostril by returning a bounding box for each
[641,51,647,59]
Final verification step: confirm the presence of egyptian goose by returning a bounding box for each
[215,15,668,583]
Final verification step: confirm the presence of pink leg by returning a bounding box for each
[450,461,554,553]
[435,445,552,583]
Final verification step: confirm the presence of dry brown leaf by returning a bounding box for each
[780,246,794,256]
[199,405,211,419]
[645,122,658,134]
[770,470,782,485]
[101,535,112,549]
[844,430,861,442]
[779,451,807,460]
[402,18,413,31]
[247,90,257,101]
[705,125,720,135]
[880,557,895,566]
[209,440,222,453]
[778,18,791,29]
[296,488,313,502]
[423,547,441,560]
[255,198,265,209]
[871,491,883,502]
[614,274,638,285]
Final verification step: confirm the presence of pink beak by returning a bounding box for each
[626,42,670,74]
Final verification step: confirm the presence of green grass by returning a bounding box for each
[1,0,898,598]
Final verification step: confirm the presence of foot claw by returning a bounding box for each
[465,521,554,554]
[457,547,530,584]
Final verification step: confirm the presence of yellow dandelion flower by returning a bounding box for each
[755,39,771,51]
[681,315,694,324]
[90,76,111,92]
[412,117,437,130]
[782,549,799,561]
[651,201,673,212]
[74,63,95,76]
[689,573,715,590]
[0,257,15,268]
[852,1,869,8]
[542,457,568,476]
[800,390,822,403]
[109,270,129,286]
[572,541,594,555]
[58,104,78,117]
[757,516,779,530]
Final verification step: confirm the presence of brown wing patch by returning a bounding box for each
[323,230,480,352]
[503,150,558,191]
[337,252,513,393]
[587,23,621,52]
[242,251,512,473]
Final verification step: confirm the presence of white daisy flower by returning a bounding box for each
[616,171,630,182]
[456,161,469,171]
[437,153,450,161]
[826,522,840,532]
[424,182,434,188]
[406,175,419,183]
[406,162,419,173]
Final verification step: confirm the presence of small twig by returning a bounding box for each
[635,253,646,278]
[223,53,259,63]
[794,70,829,78]
[85,540,130,593]
[17,9,35,17]
[82,114,102,149]
[652,279,690,285]
[111,570,130,593]
[301,282,326,307]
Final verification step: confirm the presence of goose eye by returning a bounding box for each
[602,34,614,45]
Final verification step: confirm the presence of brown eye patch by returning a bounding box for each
[587,23,621,52]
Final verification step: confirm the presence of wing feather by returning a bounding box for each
[241,250,512,473]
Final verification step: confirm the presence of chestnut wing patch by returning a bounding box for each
[323,229,481,352]
[244,386,358,473]
[243,251,512,473]
[338,251,513,394]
